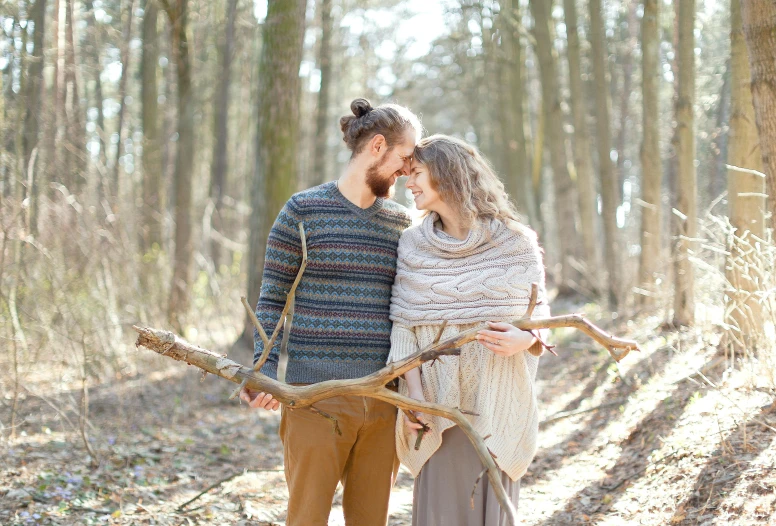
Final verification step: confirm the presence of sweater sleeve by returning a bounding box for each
[387,323,419,363]
[254,199,304,379]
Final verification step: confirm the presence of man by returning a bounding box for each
[240,97,422,525]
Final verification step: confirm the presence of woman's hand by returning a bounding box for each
[404,388,428,439]
[476,321,537,357]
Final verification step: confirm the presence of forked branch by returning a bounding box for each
[135,221,640,526]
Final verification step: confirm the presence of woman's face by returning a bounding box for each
[406,160,442,212]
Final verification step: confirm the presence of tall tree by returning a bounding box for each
[208,0,238,268]
[615,0,638,203]
[499,0,540,229]
[672,0,697,327]
[84,0,108,182]
[64,0,86,190]
[311,0,333,187]
[22,0,46,234]
[727,0,766,350]
[563,0,601,293]
[741,0,776,226]
[245,0,308,343]
[161,0,195,331]
[141,0,163,251]
[710,62,731,204]
[638,0,663,306]
[589,0,622,310]
[112,0,136,197]
[529,0,579,293]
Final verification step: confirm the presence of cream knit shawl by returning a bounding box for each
[388,213,550,481]
[390,213,546,326]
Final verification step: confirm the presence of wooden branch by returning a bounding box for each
[230,222,308,400]
[135,274,638,524]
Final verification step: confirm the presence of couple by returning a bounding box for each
[240,98,549,526]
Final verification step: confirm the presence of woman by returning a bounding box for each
[387,135,550,525]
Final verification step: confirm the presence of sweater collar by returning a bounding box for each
[328,181,385,219]
[419,212,497,257]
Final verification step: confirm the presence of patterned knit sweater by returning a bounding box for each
[387,214,550,481]
[254,181,412,383]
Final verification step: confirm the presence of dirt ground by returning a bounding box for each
[2,311,775,525]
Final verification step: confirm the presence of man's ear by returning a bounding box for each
[370,134,387,155]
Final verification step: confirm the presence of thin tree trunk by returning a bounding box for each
[499,1,539,229]
[84,0,108,191]
[64,0,86,192]
[141,0,163,251]
[711,61,731,206]
[672,0,697,327]
[563,0,601,293]
[311,0,332,187]
[726,0,766,351]
[208,0,238,269]
[112,0,136,198]
[245,0,308,344]
[165,0,195,332]
[638,0,663,306]
[23,0,46,235]
[529,0,579,294]
[616,0,638,205]
[48,0,64,189]
[741,0,776,227]
[589,0,622,310]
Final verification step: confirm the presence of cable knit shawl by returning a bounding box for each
[387,213,550,481]
[390,213,546,327]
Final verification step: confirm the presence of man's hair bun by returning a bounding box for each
[350,98,374,118]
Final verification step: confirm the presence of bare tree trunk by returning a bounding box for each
[711,62,731,206]
[589,0,622,310]
[529,0,579,294]
[164,0,195,332]
[615,0,638,204]
[563,0,601,293]
[672,0,697,327]
[244,0,308,344]
[84,0,108,193]
[141,0,163,251]
[209,0,238,269]
[726,0,766,351]
[499,1,540,230]
[48,0,64,190]
[63,0,86,191]
[638,0,663,307]
[741,0,776,227]
[311,0,332,187]
[23,0,46,235]
[112,0,136,198]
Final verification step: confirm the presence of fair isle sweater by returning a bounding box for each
[254,181,412,383]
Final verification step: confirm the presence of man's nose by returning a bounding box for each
[401,159,411,176]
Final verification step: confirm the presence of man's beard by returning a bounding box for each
[365,155,397,199]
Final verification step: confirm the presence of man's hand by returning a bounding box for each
[476,321,537,357]
[239,386,280,411]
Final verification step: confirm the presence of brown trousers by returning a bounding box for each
[279,393,400,525]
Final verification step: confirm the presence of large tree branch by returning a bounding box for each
[134,220,639,524]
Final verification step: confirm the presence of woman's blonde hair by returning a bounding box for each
[412,134,525,231]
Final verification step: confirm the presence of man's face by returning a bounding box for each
[365,128,418,198]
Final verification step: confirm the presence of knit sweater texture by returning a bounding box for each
[254,181,412,383]
[387,213,550,481]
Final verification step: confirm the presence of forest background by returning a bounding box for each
[2,0,776,524]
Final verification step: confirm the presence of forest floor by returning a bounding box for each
[2,301,776,525]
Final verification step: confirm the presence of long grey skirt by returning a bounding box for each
[412,426,521,526]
